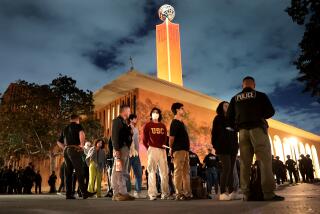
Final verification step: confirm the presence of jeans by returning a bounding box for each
[111,146,130,195]
[128,156,143,193]
[205,167,218,194]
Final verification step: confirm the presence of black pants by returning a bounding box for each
[275,172,283,185]
[218,154,236,194]
[35,183,41,194]
[306,169,314,182]
[64,146,86,197]
[288,170,298,183]
[300,170,306,182]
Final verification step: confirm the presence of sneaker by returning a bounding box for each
[175,194,186,201]
[264,195,285,201]
[134,192,147,199]
[219,193,231,201]
[149,195,157,201]
[230,192,242,200]
[83,191,96,199]
[112,194,119,201]
[161,195,174,200]
[124,194,136,201]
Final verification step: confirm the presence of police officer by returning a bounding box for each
[203,148,219,195]
[189,150,201,178]
[305,154,314,183]
[274,156,285,185]
[298,154,307,182]
[57,114,95,200]
[285,155,298,184]
[34,170,42,194]
[227,76,284,201]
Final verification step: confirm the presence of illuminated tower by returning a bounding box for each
[156,4,183,86]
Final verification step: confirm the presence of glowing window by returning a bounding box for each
[274,135,284,161]
[299,142,306,156]
[311,145,320,178]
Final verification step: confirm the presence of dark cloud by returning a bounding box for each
[0,0,318,134]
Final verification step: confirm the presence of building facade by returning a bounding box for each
[94,71,320,178]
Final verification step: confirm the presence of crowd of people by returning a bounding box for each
[272,154,315,185]
[0,162,43,194]
[1,76,317,202]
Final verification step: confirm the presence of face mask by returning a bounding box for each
[152,113,159,120]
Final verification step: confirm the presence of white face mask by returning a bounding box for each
[151,113,160,121]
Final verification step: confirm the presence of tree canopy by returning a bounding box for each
[286,0,320,100]
[0,75,103,161]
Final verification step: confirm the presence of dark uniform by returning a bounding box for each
[58,122,89,199]
[23,164,35,194]
[299,155,307,182]
[305,155,314,182]
[203,153,219,194]
[285,158,298,184]
[48,171,57,193]
[189,151,201,177]
[274,157,285,185]
[227,87,276,200]
[35,171,42,194]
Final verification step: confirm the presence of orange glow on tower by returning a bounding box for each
[156,18,183,86]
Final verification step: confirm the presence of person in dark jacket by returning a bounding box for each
[203,149,219,195]
[227,76,284,201]
[298,154,307,182]
[48,171,57,193]
[274,156,285,185]
[212,101,240,200]
[285,155,298,184]
[305,154,314,183]
[110,105,135,201]
[34,170,42,194]
[23,163,35,194]
[189,150,201,178]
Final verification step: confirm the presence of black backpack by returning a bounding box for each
[249,161,264,201]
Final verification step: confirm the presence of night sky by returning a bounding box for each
[0,0,319,134]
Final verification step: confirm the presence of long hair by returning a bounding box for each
[94,138,105,149]
[216,101,229,116]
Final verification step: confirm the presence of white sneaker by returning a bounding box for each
[219,193,231,201]
[161,195,174,200]
[134,192,147,199]
[230,192,242,200]
[149,195,157,201]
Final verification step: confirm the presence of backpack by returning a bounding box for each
[249,162,264,201]
[191,176,208,199]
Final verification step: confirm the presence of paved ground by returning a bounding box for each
[0,183,319,214]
